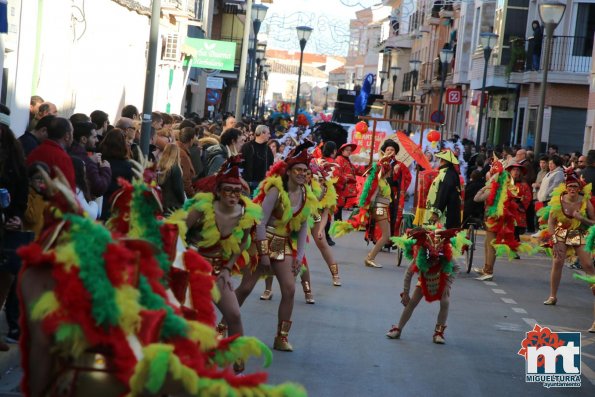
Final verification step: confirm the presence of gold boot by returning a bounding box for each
[273,320,293,351]
[433,324,447,344]
[329,263,341,286]
[302,281,315,304]
[365,254,383,268]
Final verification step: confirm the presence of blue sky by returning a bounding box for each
[259,0,380,56]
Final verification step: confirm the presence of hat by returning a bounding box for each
[564,168,583,187]
[286,140,314,168]
[505,163,527,174]
[216,155,243,186]
[380,139,400,155]
[435,149,460,165]
[339,143,357,153]
[115,117,136,130]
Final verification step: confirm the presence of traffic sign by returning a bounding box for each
[446,88,462,104]
[431,110,445,124]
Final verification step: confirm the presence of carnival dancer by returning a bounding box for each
[17,169,305,397]
[382,140,412,238]
[507,163,532,256]
[540,170,595,305]
[331,141,403,268]
[235,142,318,351]
[472,157,534,281]
[426,149,462,228]
[181,156,262,371]
[334,142,367,219]
[261,163,341,304]
[387,227,469,343]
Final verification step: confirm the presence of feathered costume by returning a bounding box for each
[483,160,535,259]
[330,155,394,243]
[17,173,305,397]
[391,228,470,302]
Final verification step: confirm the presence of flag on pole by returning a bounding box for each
[0,0,8,34]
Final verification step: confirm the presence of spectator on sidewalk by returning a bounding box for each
[115,117,142,163]
[121,104,139,120]
[23,163,50,238]
[69,113,90,124]
[28,101,57,131]
[99,128,133,220]
[241,124,274,194]
[157,143,185,214]
[72,157,101,220]
[537,155,564,205]
[90,110,110,140]
[205,128,245,176]
[19,115,54,157]
[0,104,29,351]
[29,95,44,124]
[583,150,595,186]
[27,117,76,191]
[177,127,197,197]
[69,122,112,198]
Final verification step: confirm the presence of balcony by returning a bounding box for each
[509,36,592,86]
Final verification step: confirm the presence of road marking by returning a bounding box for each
[512,307,528,314]
[494,322,524,332]
[522,318,538,327]
[484,281,498,286]
[501,298,517,304]
[492,289,506,294]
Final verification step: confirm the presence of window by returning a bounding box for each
[573,3,595,57]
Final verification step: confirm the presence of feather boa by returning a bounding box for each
[547,182,591,231]
[254,175,318,235]
[182,193,262,261]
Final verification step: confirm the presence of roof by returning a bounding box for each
[266,49,328,65]
[269,60,328,79]
[329,66,345,75]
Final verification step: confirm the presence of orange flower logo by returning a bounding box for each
[518,324,566,368]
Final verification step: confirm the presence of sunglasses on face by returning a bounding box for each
[220,186,242,196]
[566,185,580,190]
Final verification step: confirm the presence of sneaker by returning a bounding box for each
[476,273,494,281]
[326,238,336,247]
[386,325,401,339]
[472,267,485,275]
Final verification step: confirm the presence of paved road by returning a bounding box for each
[240,231,595,397]
[1,231,594,396]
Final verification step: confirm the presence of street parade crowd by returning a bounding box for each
[0,96,594,395]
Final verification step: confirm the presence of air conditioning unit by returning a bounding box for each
[163,33,180,61]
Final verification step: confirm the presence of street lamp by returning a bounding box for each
[437,48,454,131]
[390,66,401,100]
[409,59,421,102]
[476,32,499,145]
[245,3,268,116]
[260,63,271,118]
[294,25,313,121]
[378,70,388,95]
[534,0,566,155]
[252,49,265,117]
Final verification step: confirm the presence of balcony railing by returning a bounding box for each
[525,36,592,73]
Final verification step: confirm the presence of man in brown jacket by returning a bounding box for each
[177,127,197,197]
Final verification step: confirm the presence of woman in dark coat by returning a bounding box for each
[428,150,462,229]
[99,128,133,220]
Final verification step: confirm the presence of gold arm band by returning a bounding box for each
[256,239,270,256]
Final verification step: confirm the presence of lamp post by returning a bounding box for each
[260,63,271,119]
[409,59,421,102]
[476,32,498,145]
[437,48,454,132]
[252,49,265,117]
[391,66,401,100]
[378,70,388,95]
[294,26,313,121]
[534,1,566,155]
[246,3,268,116]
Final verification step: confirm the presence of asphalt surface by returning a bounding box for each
[0,230,594,397]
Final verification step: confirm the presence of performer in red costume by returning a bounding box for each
[334,143,366,218]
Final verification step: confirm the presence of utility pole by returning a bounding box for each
[140,0,161,156]
[235,0,253,120]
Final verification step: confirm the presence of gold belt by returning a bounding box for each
[372,202,390,219]
[265,227,293,261]
[553,226,586,247]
